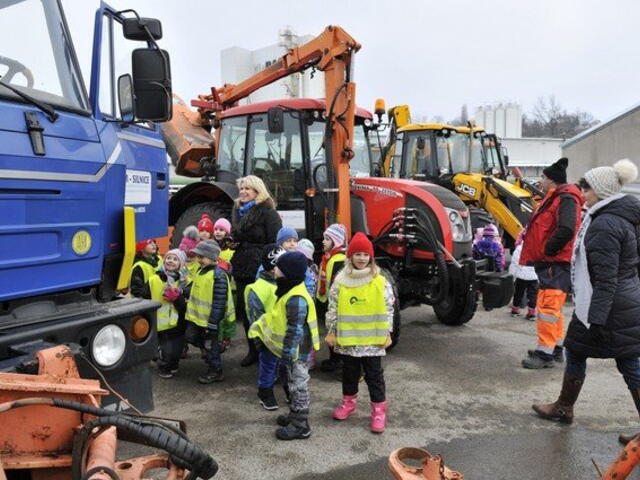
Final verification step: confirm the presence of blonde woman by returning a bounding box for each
[231,175,282,366]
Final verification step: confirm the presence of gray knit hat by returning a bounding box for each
[191,239,221,261]
[583,159,638,199]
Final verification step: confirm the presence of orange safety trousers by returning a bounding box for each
[536,288,567,354]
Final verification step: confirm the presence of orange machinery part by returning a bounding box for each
[389,447,464,480]
[0,346,186,480]
[602,436,640,480]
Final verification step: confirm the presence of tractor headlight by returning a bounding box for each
[92,324,126,367]
[445,208,472,243]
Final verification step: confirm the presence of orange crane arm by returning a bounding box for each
[188,25,360,235]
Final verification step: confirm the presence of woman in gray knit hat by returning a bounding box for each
[532,159,640,443]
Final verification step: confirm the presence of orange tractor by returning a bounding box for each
[162,26,513,342]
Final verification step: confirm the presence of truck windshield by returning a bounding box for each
[450,132,485,173]
[403,131,448,180]
[0,0,88,112]
[482,135,502,174]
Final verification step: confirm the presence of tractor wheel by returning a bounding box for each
[433,279,478,326]
[380,268,401,350]
[171,201,231,248]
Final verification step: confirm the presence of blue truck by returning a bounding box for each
[0,0,172,412]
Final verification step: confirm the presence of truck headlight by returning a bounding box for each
[92,324,126,367]
[445,208,472,243]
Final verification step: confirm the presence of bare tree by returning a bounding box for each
[523,95,599,139]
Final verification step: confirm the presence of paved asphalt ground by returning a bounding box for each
[143,305,640,479]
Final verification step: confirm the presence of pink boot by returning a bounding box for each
[333,394,357,420]
[370,401,387,433]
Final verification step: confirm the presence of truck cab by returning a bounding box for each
[0,0,171,411]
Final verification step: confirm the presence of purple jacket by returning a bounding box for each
[472,237,505,272]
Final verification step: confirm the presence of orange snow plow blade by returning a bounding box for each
[389,447,463,480]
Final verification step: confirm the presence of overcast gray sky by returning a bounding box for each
[64,0,640,123]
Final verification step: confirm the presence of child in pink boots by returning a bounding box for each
[324,232,394,433]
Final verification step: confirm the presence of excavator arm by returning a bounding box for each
[164,25,361,233]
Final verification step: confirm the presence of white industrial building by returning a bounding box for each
[562,102,640,195]
[221,27,324,104]
[474,103,561,178]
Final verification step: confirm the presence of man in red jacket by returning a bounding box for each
[520,158,584,369]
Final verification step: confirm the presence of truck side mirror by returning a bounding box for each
[123,17,163,41]
[131,48,172,122]
[117,74,135,123]
[268,107,284,134]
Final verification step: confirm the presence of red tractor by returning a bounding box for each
[163,26,512,345]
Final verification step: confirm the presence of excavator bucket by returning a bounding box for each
[389,447,463,480]
[161,99,214,177]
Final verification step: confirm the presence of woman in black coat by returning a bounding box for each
[533,159,640,437]
[231,175,282,366]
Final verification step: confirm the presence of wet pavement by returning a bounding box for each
[145,304,640,479]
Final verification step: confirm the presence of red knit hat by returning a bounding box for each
[136,239,157,253]
[347,232,373,258]
[197,214,214,234]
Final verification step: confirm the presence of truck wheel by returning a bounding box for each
[171,201,231,248]
[433,281,477,326]
[380,268,401,350]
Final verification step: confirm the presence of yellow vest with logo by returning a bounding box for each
[244,277,277,322]
[317,253,345,303]
[148,274,180,332]
[336,274,389,346]
[185,268,235,329]
[248,283,320,360]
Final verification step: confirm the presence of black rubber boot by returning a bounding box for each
[276,414,290,427]
[258,388,279,411]
[532,374,584,424]
[619,388,640,445]
[276,411,311,440]
[198,368,224,384]
[522,350,555,369]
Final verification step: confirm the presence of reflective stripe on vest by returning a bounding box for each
[336,274,389,346]
[244,277,277,317]
[248,283,319,360]
[133,260,157,283]
[317,253,346,302]
[149,275,179,332]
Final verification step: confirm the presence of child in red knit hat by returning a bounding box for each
[130,239,160,297]
[325,232,393,434]
[197,214,214,241]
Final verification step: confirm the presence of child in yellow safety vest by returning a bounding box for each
[246,244,280,410]
[179,225,201,279]
[130,239,160,297]
[325,232,394,434]
[248,251,320,440]
[317,224,347,373]
[142,249,190,379]
[185,240,235,384]
[213,218,236,350]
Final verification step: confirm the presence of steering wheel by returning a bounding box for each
[0,56,34,88]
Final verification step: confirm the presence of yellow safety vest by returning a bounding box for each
[336,274,389,347]
[244,277,277,323]
[220,248,234,263]
[186,261,200,281]
[317,253,346,303]
[132,259,157,284]
[185,268,235,329]
[148,274,180,332]
[248,283,320,360]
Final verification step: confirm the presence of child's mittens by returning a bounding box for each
[325,332,336,347]
[382,335,392,349]
[162,286,180,302]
